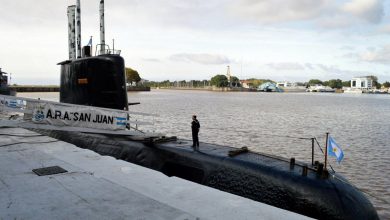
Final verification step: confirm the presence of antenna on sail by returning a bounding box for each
[76,0,82,58]
[67,0,82,60]
[67,5,76,60]
[100,0,105,54]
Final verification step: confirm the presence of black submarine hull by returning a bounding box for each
[34,129,379,220]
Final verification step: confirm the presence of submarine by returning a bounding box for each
[34,1,379,219]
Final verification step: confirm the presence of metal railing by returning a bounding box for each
[95,44,121,56]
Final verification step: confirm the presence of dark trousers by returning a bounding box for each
[192,131,199,149]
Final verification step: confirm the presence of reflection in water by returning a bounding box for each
[19,91,390,219]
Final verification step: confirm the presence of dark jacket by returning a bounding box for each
[191,119,200,132]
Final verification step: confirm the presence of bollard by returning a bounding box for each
[290,158,295,169]
[317,163,324,175]
[302,165,308,176]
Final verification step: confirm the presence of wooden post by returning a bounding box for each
[325,132,329,170]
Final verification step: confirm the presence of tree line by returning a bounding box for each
[125,68,390,89]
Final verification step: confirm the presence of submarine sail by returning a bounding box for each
[59,0,127,111]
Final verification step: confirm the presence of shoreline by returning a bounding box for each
[9,85,389,94]
[9,85,151,92]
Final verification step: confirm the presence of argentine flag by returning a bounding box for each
[328,136,344,163]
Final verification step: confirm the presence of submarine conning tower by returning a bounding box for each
[59,0,128,111]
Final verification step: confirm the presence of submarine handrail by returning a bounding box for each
[312,136,390,205]
[255,132,337,171]
[94,44,121,56]
[254,151,320,172]
[313,137,335,173]
[260,135,383,190]
[312,136,390,204]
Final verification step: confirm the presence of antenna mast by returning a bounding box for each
[76,0,82,58]
[100,0,105,54]
[67,5,76,60]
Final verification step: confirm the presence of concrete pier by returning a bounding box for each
[0,127,311,220]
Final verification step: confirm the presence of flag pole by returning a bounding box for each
[90,36,93,55]
[325,132,329,170]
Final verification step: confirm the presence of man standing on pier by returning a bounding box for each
[191,115,200,150]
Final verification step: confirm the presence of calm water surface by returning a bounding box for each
[19,90,390,219]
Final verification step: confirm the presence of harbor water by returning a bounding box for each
[19,90,390,219]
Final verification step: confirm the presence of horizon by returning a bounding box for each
[1,0,390,85]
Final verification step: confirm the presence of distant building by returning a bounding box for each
[351,76,374,90]
[258,82,282,92]
[276,81,295,87]
[140,79,149,84]
[240,80,253,88]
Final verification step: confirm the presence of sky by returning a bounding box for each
[1,0,390,85]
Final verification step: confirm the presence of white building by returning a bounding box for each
[240,80,253,88]
[276,81,294,87]
[351,76,373,90]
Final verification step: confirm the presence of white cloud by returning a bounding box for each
[317,15,354,29]
[1,0,389,83]
[305,63,315,70]
[378,25,390,34]
[342,45,390,65]
[340,46,356,51]
[142,58,161,62]
[266,62,305,70]
[170,53,232,65]
[341,0,384,23]
[229,0,385,28]
[359,45,390,64]
[314,64,371,78]
[229,0,330,24]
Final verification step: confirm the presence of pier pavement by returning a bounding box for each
[0,127,311,220]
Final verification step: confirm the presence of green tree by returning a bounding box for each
[246,78,274,87]
[211,75,228,87]
[367,75,380,89]
[323,81,329,86]
[160,80,171,87]
[125,67,141,85]
[308,79,323,86]
[231,76,240,87]
[327,79,343,89]
[382,81,390,88]
[342,80,351,87]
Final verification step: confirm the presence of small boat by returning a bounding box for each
[306,85,335,93]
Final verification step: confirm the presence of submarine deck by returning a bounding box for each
[0,127,311,220]
[114,134,324,180]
